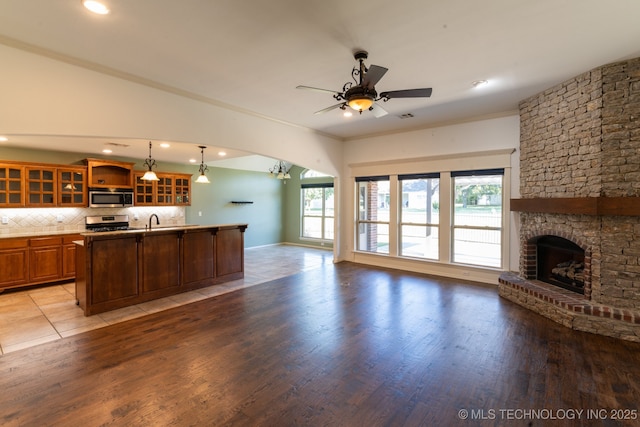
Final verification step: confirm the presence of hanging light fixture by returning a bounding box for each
[141,141,159,181]
[269,160,291,183]
[195,146,210,184]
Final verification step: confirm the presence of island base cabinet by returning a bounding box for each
[182,231,214,287]
[76,224,246,315]
[141,233,181,295]
[78,236,139,315]
[216,227,244,279]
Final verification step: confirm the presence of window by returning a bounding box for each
[399,173,440,259]
[301,183,334,240]
[451,169,503,268]
[356,176,390,254]
[301,169,330,178]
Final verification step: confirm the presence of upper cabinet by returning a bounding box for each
[134,172,191,206]
[86,158,135,189]
[25,166,57,207]
[1,159,191,207]
[0,163,25,207]
[58,167,87,207]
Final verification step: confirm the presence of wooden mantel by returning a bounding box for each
[510,197,640,216]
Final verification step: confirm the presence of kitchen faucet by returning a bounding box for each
[148,213,160,230]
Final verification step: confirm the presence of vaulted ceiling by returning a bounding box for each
[1,0,639,165]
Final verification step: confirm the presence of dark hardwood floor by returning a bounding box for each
[1,261,639,426]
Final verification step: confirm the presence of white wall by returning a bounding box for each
[0,43,342,177]
[339,115,521,281]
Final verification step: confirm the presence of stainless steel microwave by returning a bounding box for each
[88,188,134,208]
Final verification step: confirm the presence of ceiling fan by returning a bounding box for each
[297,50,432,117]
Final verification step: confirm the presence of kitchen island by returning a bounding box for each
[75,224,247,316]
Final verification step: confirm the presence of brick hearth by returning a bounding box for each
[499,272,640,342]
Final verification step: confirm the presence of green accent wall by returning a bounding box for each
[189,166,284,247]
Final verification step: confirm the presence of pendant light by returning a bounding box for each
[195,146,210,184]
[141,141,159,181]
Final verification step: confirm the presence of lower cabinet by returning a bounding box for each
[0,238,29,289]
[0,233,82,292]
[29,237,63,283]
[62,236,79,279]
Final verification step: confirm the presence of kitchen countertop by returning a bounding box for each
[80,223,248,237]
[1,224,248,240]
[0,229,86,239]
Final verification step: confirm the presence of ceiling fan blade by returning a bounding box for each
[314,103,344,115]
[362,65,388,89]
[370,103,388,118]
[296,85,341,95]
[379,88,433,99]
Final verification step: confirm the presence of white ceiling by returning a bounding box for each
[1,0,640,168]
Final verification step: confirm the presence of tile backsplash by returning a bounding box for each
[0,206,186,236]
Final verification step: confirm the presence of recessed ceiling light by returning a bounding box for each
[0,136,8,142]
[160,143,170,148]
[472,79,489,88]
[218,151,227,157]
[343,111,353,117]
[189,158,197,163]
[102,149,112,154]
[82,0,110,15]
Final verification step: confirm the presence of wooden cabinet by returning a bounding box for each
[156,174,174,205]
[62,234,81,278]
[215,227,244,278]
[88,236,139,305]
[134,172,191,206]
[86,158,134,189]
[29,237,63,282]
[134,172,155,206]
[25,166,57,207]
[141,232,181,294]
[76,224,246,315]
[58,167,87,207]
[182,230,214,286]
[0,163,25,207]
[0,161,87,208]
[0,233,83,291]
[0,238,29,288]
[175,176,191,205]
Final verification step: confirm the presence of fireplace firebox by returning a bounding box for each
[536,235,585,294]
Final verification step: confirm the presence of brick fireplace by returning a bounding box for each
[499,57,640,342]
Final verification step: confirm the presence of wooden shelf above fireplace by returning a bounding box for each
[510,197,640,216]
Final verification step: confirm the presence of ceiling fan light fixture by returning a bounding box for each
[82,0,110,15]
[348,96,374,112]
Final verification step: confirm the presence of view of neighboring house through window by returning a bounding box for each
[301,183,334,241]
[356,176,390,254]
[354,168,505,269]
[399,173,440,259]
[451,169,503,268]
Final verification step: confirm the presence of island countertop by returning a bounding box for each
[80,223,248,237]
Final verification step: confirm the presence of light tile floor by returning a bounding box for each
[0,245,333,355]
